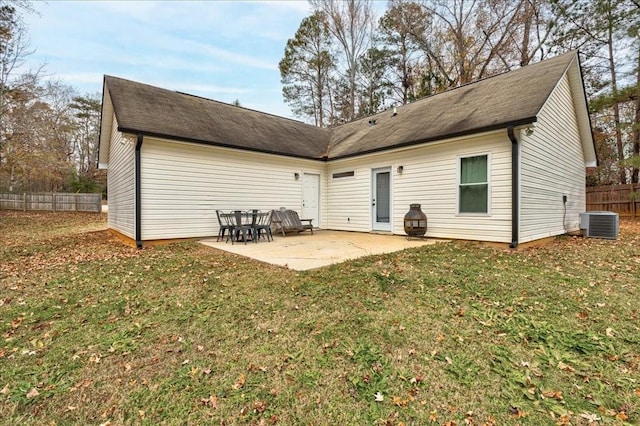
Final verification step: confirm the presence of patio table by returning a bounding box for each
[220,210,272,244]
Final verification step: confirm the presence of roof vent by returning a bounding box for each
[392,106,397,116]
[579,211,619,239]
[368,119,377,126]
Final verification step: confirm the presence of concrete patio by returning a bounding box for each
[200,230,446,271]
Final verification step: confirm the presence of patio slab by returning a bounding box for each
[200,230,446,271]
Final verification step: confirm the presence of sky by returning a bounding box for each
[21,1,320,119]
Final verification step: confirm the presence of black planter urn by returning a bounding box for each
[404,204,427,238]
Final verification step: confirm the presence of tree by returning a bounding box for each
[406,0,535,89]
[552,0,638,184]
[1,77,72,192]
[279,11,334,127]
[310,0,375,122]
[69,93,101,179]
[378,0,428,104]
[356,47,392,117]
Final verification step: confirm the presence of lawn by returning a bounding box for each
[0,211,638,425]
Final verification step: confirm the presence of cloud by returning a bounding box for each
[21,1,313,116]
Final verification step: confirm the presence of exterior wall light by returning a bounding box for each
[397,165,404,174]
[524,124,535,136]
[294,172,300,180]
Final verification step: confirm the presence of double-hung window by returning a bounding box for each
[458,154,489,214]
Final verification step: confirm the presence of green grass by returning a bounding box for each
[0,211,639,425]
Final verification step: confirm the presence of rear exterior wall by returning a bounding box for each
[326,132,514,243]
[139,137,326,241]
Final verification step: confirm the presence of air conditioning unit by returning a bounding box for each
[579,211,619,239]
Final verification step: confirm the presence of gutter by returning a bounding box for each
[507,126,519,249]
[135,134,143,249]
[326,118,537,162]
[118,128,328,162]
[118,118,537,164]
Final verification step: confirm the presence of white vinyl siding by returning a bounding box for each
[327,132,512,243]
[139,138,326,240]
[519,72,586,243]
[106,116,135,238]
[325,161,375,232]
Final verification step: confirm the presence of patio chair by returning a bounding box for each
[216,210,234,242]
[251,210,273,242]
[271,209,313,237]
[230,210,254,244]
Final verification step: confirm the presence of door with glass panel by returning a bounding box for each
[372,168,391,231]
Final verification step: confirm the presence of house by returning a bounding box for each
[98,51,596,249]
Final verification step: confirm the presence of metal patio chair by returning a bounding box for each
[251,210,273,242]
[230,210,253,244]
[216,210,234,242]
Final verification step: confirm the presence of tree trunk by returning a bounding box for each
[607,23,625,184]
[633,47,640,183]
[520,0,532,66]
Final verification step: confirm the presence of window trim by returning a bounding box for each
[456,153,491,216]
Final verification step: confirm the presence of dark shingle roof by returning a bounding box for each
[104,51,577,161]
[104,76,330,159]
[327,52,576,159]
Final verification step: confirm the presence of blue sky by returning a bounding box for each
[22,1,319,118]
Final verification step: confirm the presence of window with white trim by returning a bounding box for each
[459,154,489,214]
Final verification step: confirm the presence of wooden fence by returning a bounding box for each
[0,192,102,213]
[586,184,639,218]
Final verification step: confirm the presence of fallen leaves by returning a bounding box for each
[1,213,639,424]
[508,406,527,418]
[232,374,246,390]
[200,395,218,409]
[392,395,408,407]
[26,388,39,399]
[579,412,601,422]
[409,374,425,385]
[541,390,563,400]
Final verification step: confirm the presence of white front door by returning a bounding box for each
[372,168,391,231]
[302,172,320,227]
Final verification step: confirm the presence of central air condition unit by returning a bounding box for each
[579,211,619,239]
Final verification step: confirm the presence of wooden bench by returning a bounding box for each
[271,209,313,237]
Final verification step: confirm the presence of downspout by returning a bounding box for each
[135,134,143,249]
[507,126,519,249]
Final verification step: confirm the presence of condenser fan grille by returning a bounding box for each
[579,212,619,239]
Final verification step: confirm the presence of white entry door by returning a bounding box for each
[372,168,391,231]
[302,173,320,227]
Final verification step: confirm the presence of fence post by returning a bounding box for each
[52,193,56,212]
[23,193,26,211]
[634,184,638,218]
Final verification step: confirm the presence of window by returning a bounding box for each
[332,171,355,179]
[459,154,489,214]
